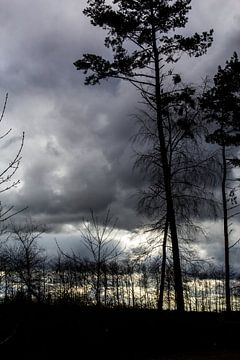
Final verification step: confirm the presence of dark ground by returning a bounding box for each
[0,303,240,359]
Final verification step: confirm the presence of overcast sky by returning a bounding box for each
[0,0,240,263]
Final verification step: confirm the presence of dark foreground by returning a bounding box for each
[0,303,240,359]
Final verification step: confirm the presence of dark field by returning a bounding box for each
[0,304,240,359]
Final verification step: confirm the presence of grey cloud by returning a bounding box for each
[0,0,240,264]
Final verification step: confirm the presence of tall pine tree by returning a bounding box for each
[74,0,213,311]
[201,52,240,312]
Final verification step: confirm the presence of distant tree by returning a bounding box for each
[79,210,121,305]
[201,52,240,312]
[57,210,121,306]
[5,218,46,302]
[74,0,213,311]
[108,260,122,307]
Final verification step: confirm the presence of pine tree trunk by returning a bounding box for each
[150,2,184,312]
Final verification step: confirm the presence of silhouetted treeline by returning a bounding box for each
[1,248,240,312]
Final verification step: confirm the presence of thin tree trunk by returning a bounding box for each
[222,144,231,312]
[96,263,101,306]
[116,273,120,306]
[158,218,168,310]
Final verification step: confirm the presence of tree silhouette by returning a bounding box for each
[133,89,217,309]
[201,52,240,312]
[0,93,24,221]
[80,210,121,306]
[5,218,46,302]
[74,0,213,311]
[57,210,121,306]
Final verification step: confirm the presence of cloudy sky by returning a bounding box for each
[0,0,240,262]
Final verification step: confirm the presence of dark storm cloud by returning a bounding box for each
[11,82,143,229]
[0,0,240,249]
[0,0,142,231]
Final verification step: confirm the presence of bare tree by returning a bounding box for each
[132,90,218,310]
[79,210,122,305]
[57,210,121,306]
[0,93,25,221]
[4,218,46,302]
